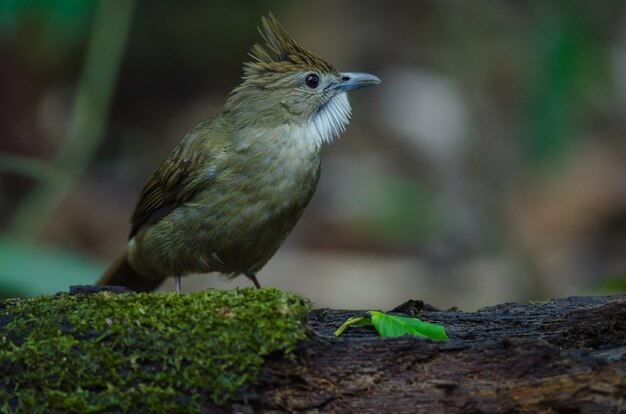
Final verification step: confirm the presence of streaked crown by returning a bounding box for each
[244,13,338,79]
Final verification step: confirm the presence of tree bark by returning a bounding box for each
[223,295,626,414]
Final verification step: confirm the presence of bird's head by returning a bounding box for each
[225,13,380,148]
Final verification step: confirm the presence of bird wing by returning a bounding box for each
[128,120,226,239]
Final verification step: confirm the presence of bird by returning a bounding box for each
[97,13,380,293]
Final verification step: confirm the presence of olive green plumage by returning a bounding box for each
[98,13,380,291]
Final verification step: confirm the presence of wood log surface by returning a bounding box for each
[222,295,625,414]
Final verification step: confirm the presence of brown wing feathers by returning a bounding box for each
[129,159,192,239]
[129,139,209,239]
[98,130,214,290]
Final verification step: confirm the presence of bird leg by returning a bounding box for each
[175,275,181,293]
[245,272,261,289]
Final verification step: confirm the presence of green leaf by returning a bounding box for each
[334,311,448,341]
[369,311,448,341]
[334,316,372,337]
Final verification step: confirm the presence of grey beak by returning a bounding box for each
[335,72,381,92]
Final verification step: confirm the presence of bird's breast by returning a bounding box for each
[190,125,321,272]
[225,124,322,219]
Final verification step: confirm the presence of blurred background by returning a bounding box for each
[1,0,625,310]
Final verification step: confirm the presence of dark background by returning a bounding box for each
[1,0,625,309]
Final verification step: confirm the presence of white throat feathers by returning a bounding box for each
[307,93,351,149]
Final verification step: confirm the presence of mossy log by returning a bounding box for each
[1,288,625,413]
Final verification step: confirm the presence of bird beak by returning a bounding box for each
[335,72,381,92]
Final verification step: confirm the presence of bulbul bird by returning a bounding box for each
[97,13,380,292]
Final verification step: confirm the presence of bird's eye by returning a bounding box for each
[305,73,320,89]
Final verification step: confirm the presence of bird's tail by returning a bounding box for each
[97,251,164,292]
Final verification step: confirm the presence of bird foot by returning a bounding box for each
[175,275,181,293]
[245,272,261,289]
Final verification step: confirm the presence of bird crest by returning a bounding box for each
[244,13,338,77]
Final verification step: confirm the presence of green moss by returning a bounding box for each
[0,288,310,413]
